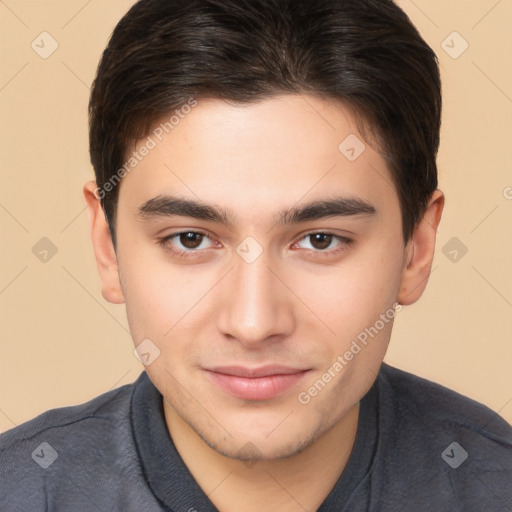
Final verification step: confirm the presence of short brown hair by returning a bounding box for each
[89,0,442,248]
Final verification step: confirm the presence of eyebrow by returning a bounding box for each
[137,194,377,226]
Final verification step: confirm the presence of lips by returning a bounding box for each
[204,365,310,401]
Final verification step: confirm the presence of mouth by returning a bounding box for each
[204,365,311,401]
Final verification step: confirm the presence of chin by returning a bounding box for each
[202,433,315,462]
[192,416,327,462]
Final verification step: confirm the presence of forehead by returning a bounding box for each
[117,95,400,227]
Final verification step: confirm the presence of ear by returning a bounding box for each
[83,181,125,304]
[398,189,445,306]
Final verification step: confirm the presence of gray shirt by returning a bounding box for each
[1,363,511,511]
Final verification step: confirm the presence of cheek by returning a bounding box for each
[120,248,220,350]
[306,251,403,339]
[119,249,181,339]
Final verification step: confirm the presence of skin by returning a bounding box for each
[84,94,444,511]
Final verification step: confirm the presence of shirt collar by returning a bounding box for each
[131,369,379,511]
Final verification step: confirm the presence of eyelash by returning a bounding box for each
[157,230,354,259]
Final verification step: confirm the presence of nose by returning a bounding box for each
[216,250,295,348]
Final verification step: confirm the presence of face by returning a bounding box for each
[110,95,410,459]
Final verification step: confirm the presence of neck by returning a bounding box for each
[164,401,360,512]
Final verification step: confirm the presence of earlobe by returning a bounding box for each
[83,181,125,305]
[398,189,445,306]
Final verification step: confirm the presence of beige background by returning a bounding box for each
[0,0,511,433]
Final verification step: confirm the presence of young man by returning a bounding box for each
[1,0,511,510]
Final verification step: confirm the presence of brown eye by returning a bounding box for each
[179,232,204,249]
[157,231,215,257]
[294,232,354,257]
[309,233,333,250]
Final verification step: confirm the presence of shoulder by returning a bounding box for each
[373,363,512,509]
[0,377,136,450]
[378,363,512,438]
[0,373,147,510]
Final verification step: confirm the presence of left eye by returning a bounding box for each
[295,233,350,251]
[164,232,214,251]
